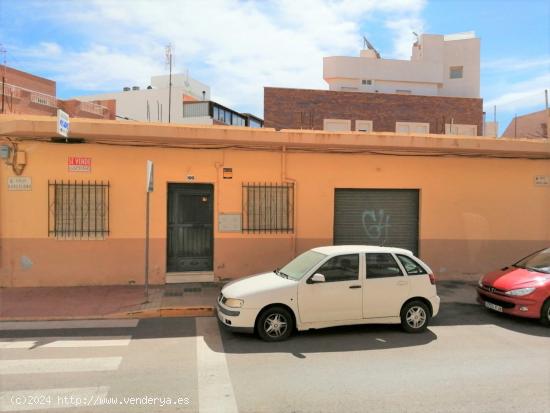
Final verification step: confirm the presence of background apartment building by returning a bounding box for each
[502,109,549,139]
[0,65,115,120]
[75,73,263,127]
[265,32,497,137]
[325,32,480,98]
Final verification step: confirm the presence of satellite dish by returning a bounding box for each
[362,36,381,59]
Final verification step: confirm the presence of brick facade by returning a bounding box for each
[264,87,483,135]
[1,65,115,120]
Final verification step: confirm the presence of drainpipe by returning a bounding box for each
[281,145,297,256]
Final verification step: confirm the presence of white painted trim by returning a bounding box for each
[445,123,477,136]
[395,122,430,134]
[355,120,373,132]
[166,272,215,283]
[323,119,351,132]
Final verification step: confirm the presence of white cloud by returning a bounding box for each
[483,73,550,113]
[384,17,425,59]
[11,0,427,115]
[482,57,550,72]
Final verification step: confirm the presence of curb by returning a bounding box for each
[0,306,216,322]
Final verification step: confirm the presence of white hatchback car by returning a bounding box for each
[217,245,440,341]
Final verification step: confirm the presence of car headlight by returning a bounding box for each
[504,287,535,296]
[478,278,484,288]
[224,298,244,308]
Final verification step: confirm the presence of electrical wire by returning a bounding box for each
[1,135,548,160]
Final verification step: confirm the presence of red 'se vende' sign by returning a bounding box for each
[68,157,92,172]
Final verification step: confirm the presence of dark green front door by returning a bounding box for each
[167,183,213,272]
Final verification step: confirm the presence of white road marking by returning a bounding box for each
[0,357,122,375]
[0,319,138,331]
[42,338,131,348]
[0,386,109,411]
[0,342,36,349]
[196,317,238,413]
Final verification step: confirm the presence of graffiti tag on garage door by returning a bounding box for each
[362,209,391,244]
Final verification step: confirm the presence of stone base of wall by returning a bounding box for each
[1,237,546,287]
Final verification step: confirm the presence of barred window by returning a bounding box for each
[242,183,294,233]
[48,180,110,238]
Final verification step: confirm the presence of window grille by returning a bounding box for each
[48,180,110,238]
[242,183,294,233]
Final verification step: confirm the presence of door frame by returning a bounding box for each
[166,182,214,273]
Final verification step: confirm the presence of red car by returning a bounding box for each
[477,248,550,326]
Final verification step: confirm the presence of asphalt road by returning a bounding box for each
[0,281,549,413]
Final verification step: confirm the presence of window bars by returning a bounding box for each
[242,182,294,233]
[48,180,110,238]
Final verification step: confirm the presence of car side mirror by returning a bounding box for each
[310,273,326,283]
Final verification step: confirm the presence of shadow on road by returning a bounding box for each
[219,324,437,358]
[1,282,547,353]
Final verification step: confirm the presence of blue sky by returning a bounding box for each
[0,0,549,134]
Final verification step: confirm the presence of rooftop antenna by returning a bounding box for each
[0,44,6,114]
[362,36,380,59]
[165,43,174,123]
[412,32,420,44]
[184,68,190,88]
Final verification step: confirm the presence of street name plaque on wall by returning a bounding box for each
[8,176,32,191]
[534,175,550,187]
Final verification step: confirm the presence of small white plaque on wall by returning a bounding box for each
[534,175,549,187]
[219,213,242,232]
[8,176,32,191]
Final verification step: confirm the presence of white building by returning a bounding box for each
[324,32,480,99]
[73,73,211,123]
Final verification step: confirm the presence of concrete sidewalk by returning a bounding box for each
[0,283,221,321]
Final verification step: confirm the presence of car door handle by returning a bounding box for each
[397,280,408,286]
[349,285,362,289]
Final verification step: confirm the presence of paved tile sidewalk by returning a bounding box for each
[0,283,221,321]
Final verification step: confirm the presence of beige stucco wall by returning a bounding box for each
[324,33,480,98]
[0,116,548,287]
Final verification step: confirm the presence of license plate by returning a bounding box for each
[484,301,503,312]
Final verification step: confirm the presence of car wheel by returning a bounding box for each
[400,300,430,333]
[257,306,294,342]
[541,299,550,327]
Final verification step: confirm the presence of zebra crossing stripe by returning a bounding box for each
[42,338,131,348]
[0,386,109,412]
[0,357,122,375]
[0,320,138,331]
[196,317,238,413]
[0,342,36,349]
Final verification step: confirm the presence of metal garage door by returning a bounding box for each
[334,189,419,255]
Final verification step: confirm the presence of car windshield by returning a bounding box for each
[513,248,550,274]
[279,250,327,281]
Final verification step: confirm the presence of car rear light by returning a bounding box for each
[429,273,436,285]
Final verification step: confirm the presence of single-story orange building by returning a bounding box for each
[0,115,548,287]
